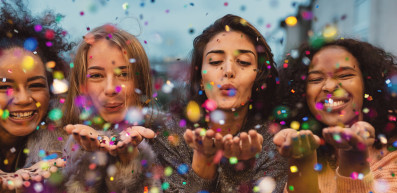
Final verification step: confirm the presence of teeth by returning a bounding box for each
[10,111,35,119]
[323,100,345,108]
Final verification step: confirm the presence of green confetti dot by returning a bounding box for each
[345,57,349,61]
[69,62,74,68]
[2,109,9,120]
[131,170,134,174]
[103,123,111,131]
[253,186,260,192]
[288,185,294,191]
[202,70,207,74]
[182,181,186,185]
[161,182,170,190]
[48,108,63,121]
[229,157,238,164]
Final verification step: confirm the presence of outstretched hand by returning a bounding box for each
[322,121,375,152]
[184,128,224,158]
[273,129,320,159]
[0,158,66,190]
[223,130,263,161]
[107,126,156,164]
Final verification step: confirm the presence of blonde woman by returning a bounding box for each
[62,24,158,193]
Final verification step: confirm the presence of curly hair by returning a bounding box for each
[279,38,397,151]
[188,14,278,130]
[0,0,72,88]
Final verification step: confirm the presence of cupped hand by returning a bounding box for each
[223,130,263,161]
[273,129,320,159]
[0,158,66,190]
[107,126,156,163]
[322,121,375,151]
[64,124,105,152]
[184,128,223,158]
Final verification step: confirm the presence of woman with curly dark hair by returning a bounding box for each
[0,0,71,191]
[151,14,287,193]
[274,38,397,192]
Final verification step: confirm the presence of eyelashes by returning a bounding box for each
[208,59,252,66]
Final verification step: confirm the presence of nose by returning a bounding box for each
[223,58,235,79]
[322,78,339,93]
[13,87,33,105]
[104,76,117,96]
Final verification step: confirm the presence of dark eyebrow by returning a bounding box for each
[335,66,357,73]
[117,66,128,70]
[205,49,256,57]
[27,76,46,82]
[238,49,256,57]
[205,50,224,56]
[1,78,14,83]
[307,70,323,75]
[87,66,105,70]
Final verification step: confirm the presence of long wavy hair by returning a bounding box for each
[188,14,278,130]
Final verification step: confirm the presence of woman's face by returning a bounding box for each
[201,31,258,110]
[306,46,364,126]
[84,39,134,123]
[0,48,50,136]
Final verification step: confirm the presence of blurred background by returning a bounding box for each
[14,0,397,109]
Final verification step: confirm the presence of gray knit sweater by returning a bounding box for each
[149,116,288,193]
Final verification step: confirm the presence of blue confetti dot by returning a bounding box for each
[43,153,58,161]
[24,38,38,51]
[393,141,397,148]
[302,117,308,121]
[177,164,189,174]
[314,163,323,171]
[198,90,203,95]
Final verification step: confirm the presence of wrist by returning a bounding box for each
[192,150,217,179]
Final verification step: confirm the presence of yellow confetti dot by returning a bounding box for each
[53,71,64,80]
[323,25,338,39]
[36,102,41,108]
[210,81,214,86]
[110,176,114,181]
[186,101,201,122]
[4,159,8,165]
[290,165,298,173]
[22,56,34,70]
[114,68,121,75]
[225,25,230,32]
[240,19,247,26]
[334,88,346,97]
[0,109,3,117]
[290,121,300,130]
[23,148,30,154]
[285,16,297,26]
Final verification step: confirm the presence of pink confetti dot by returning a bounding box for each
[46,41,53,47]
[80,11,84,16]
[224,2,228,6]
[34,25,42,32]
[115,86,122,93]
[315,102,323,110]
[165,9,170,13]
[144,40,147,44]
[179,119,186,127]
[59,98,65,103]
[57,137,63,141]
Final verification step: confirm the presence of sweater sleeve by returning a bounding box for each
[335,167,374,193]
[105,140,161,193]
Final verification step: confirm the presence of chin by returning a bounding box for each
[6,127,36,137]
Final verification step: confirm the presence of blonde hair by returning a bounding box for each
[62,24,152,125]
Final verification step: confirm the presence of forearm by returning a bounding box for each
[191,150,217,180]
[287,152,319,193]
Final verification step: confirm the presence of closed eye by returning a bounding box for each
[0,85,12,90]
[236,59,251,66]
[29,83,46,88]
[337,74,354,79]
[209,61,223,65]
[307,78,324,83]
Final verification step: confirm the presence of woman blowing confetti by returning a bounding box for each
[275,38,397,193]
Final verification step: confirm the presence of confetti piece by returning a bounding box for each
[177,164,188,174]
[285,16,297,26]
[24,38,38,51]
[164,166,173,176]
[229,157,238,164]
[48,108,63,121]
[122,2,129,10]
[314,163,323,171]
[162,182,170,190]
[290,121,300,130]
[186,101,201,122]
[202,99,217,111]
[290,165,298,173]
[22,55,35,70]
[225,25,230,32]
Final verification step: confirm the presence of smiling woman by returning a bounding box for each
[0,0,71,191]
[275,39,397,193]
[61,24,158,193]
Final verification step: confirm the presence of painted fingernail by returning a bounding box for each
[73,132,78,136]
[292,137,299,141]
[81,136,87,140]
[90,138,95,142]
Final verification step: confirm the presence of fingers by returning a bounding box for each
[214,133,223,150]
[71,125,100,151]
